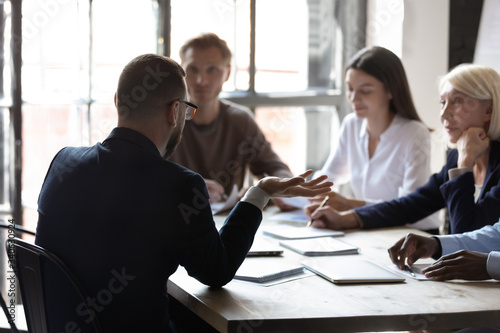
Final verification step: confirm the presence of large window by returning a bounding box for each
[170,0,356,175]
[21,0,159,229]
[0,1,16,219]
[17,0,365,227]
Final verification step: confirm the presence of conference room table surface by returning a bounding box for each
[167,208,500,333]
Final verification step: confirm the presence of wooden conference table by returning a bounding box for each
[167,209,500,332]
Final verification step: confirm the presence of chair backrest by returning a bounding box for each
[6,238,101,333]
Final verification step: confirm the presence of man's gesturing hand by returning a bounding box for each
[256,170,333,198]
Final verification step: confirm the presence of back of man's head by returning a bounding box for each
[116,54,186,121]
[179,33,232,65]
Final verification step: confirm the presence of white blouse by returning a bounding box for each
[318,113,441,230]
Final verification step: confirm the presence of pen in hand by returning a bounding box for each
[306,195,329,227]
[405,264,416,278]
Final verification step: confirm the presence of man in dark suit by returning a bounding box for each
[35,54,331,332]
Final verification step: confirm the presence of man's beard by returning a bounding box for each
[163,128,182,159]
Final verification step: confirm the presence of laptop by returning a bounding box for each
[247,239,284,257]
[302,259,405,284]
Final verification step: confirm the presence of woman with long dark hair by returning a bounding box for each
[314,46,440,232]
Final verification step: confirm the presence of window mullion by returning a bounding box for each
[87,0,93,146]
[249,0,256,97]
[157,0,171,57]
[11,0,22,224]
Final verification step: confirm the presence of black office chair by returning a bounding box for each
[6,238,102,333]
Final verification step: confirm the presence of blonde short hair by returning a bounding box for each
[439,64,500,140]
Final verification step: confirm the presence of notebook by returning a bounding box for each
[262,224,344,240]
[234,260,305,283]
[279,237,359,256]
[302,259,405,284]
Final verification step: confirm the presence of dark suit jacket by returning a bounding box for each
[355,140,500,234]
[35,127,262,332]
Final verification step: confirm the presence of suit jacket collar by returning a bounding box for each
[103,127,161,157]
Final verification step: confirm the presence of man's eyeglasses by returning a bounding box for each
[168,99,197,120]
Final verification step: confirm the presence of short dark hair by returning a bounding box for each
[116,54,186,120]
[346,46,423,123]
[179,33,232,64]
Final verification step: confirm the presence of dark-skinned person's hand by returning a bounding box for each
[388,233,441,270]
[421,250,490,281]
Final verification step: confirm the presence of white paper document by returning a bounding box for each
[262,224,344,240]
[387,263,433,281]
[234,260,305,283]
[279,237,358,256]
[278,196,310,209]
[268,209,308,223]
[211,185,239,215]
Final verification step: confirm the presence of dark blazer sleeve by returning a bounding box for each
[442,141,500,233]
[355,142,500,234]
[173,173,262,288]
